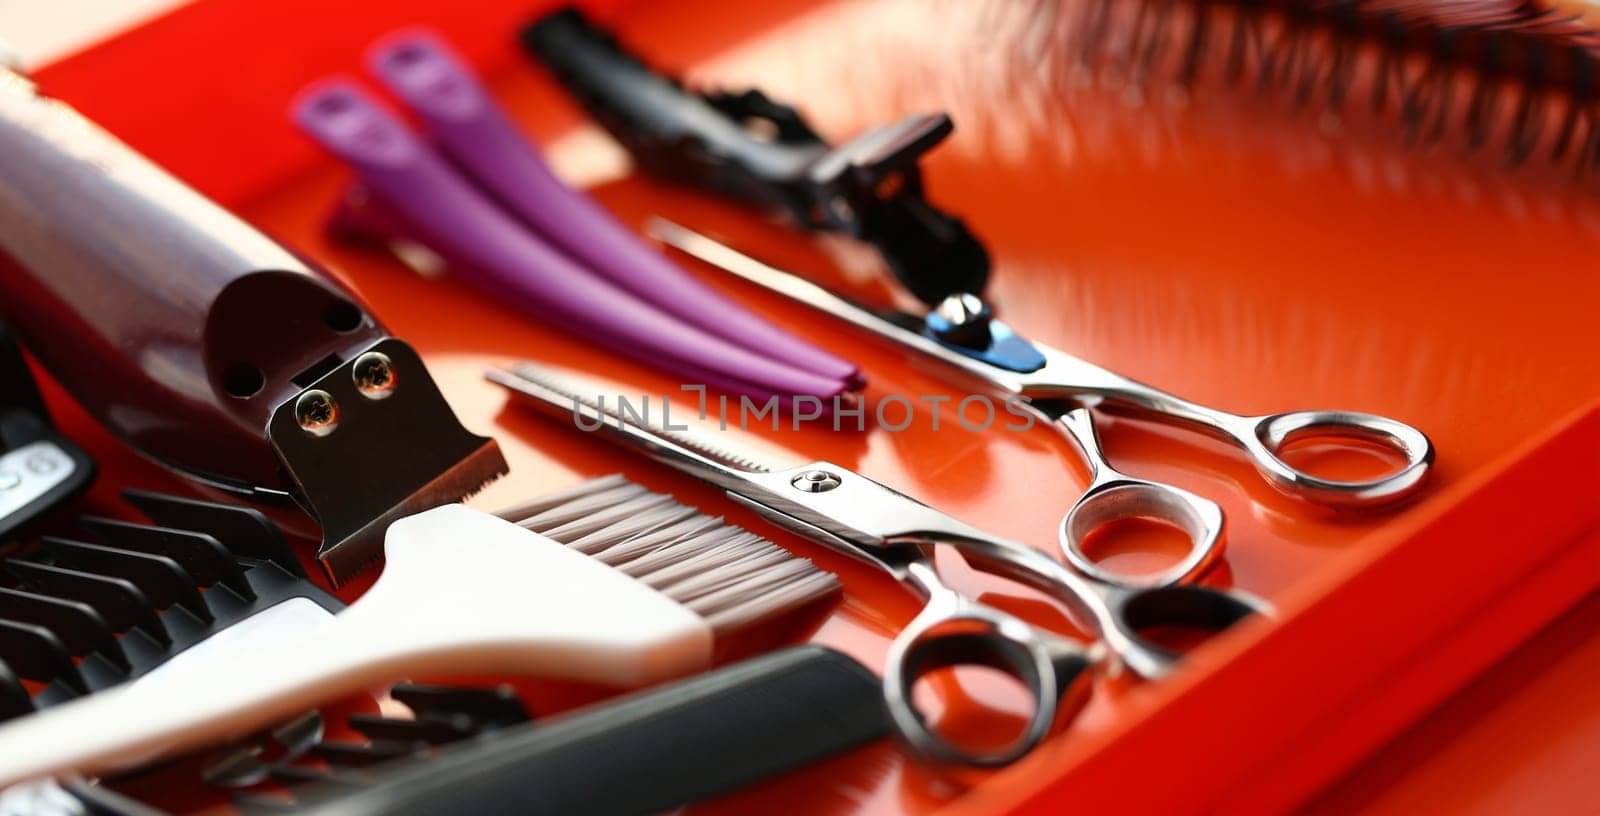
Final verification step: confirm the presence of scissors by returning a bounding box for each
[648,220,1435,589]
[488,362,1265,767]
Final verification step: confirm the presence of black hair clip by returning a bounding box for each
[521,7,990,305]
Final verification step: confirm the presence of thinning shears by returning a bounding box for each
[648,221,1435,590]
[489,362,1264,767]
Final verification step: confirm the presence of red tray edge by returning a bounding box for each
[950,397,1600,814]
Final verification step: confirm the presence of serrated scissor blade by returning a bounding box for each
[485,363,780,488]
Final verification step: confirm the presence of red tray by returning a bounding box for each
[26,0,1600,812]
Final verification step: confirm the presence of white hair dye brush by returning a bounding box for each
[0,476,839,787]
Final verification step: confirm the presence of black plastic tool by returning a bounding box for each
[0,321,94,542]
[293,646,886,815]
[24,682,515,816]
[521,7,990,305]
[0,490,342,722]
[30,650,878,814]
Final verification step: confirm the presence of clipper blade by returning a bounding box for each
[267,337,508,586]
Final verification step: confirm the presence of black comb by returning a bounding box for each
[0,490,342,723]
[46,682,539,814]
[288,647,885,816]
[43,651,881,815]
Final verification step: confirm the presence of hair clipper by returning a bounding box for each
[0,67,507,585]
[0,321,95,542]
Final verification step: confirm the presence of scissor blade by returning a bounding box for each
[489,362,931,573]
[489,363,1057,594]
[647,219,927,337]
[648,219,1045,391]
[486,363,777,489]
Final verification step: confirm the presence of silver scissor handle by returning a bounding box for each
[904,511,1264,685]
[1042,409,1266,679]
[1105,389,1433,509]
[1052,407,1226,589]
[1229,409,1435,509]
[882,561,1095,767]
[1028,351,1435,510]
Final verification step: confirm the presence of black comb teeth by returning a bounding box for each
[389,683,530,730]
[36,537,213,620]
[79,516,255,599]
[0,490,342,724]
[122,489,306,579]
[194,682,534,814]
[169,681,537,803]
[0,586,129,671]
[0,618,86,693]
[341,683,533,752]
[295,684,531,774]
[346,712,481,746]
[2,559,170,644]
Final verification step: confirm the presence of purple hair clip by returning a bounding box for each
[292,34,861,403]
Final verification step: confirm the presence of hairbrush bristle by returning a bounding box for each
[501,477,839,634]
[999,0,1600,178]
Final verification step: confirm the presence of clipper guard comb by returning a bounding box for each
[0,67,505,585]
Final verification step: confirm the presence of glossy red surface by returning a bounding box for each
[23,0,1600,812]
[1307,591,1600,816]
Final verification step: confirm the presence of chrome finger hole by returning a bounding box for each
[1061,482,1225,589]
[1252,411,1434,507]
[887,624,1058,767]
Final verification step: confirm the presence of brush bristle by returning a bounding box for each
[499,477,839,634]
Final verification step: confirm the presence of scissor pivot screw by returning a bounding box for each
[928,293,994,349]
[792,470,842,493]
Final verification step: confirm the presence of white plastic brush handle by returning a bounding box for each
[0,505,713,787]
